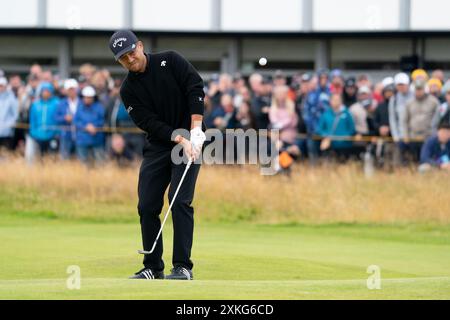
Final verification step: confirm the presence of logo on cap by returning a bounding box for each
[113,37,127,48]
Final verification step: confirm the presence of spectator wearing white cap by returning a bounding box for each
[73,86,105,165]
[389,73,413,143]
[55,79,80,160]
[0,77,19,150]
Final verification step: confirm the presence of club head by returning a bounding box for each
[138,250,152,255]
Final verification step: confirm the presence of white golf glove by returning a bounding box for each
[190,127,206,158]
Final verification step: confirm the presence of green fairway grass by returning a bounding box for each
[1,214,449,299]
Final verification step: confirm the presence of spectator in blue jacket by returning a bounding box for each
[0,77,18,151]
[419,122,450,172]
[317,93,356,160]
[55,79,79,160]
[26,82,60,163]
[304,70,331,162]
[74,86,105,165]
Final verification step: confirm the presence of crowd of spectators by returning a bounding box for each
[0,63,144,166]
[0,62,449,172]
[203,68,450,172]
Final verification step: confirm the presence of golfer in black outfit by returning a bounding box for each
[109,30,206,280]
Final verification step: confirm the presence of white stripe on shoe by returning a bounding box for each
[142,269,154,279]
[180,267,191,280]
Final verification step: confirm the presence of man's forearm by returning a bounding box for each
[174,114,204,144]
[191,114,203,129]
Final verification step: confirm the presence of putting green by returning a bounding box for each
[1,215,449,299]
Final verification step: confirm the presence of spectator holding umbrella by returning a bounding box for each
[74,86,105,165]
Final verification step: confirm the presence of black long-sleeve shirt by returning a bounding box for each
[120,50,205,146]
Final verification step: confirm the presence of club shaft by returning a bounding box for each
[139,159,193,255]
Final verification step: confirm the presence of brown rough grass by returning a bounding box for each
[1,156,449,224]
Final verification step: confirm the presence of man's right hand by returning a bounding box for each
[175,135,195,161]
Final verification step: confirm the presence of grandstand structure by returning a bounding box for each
[1,0,450,80]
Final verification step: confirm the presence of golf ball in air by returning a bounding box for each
[259,57,267,66]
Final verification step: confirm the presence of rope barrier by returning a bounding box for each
[2,122,427,143]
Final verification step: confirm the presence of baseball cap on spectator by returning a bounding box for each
[109,30,139,61]
[411,69,429,81]
[78,75,88,84]
[394,73,410,86]
[301,73,312,82]
[345,77,357,87]
[414,79,427,90]
[232,73,243,82]
[382,77,395,89]
[274,70,285,79]
[81,86,96,97]
[317,69,329,78]
[330,69,343,79]
[64,78,79,90]
[427,78,442,90]
[210,73,220,83]
[0,77,7,86]
[262,75,272,85]
[358,86,372,95]
[39,82,54,95]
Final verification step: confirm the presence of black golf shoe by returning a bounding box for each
[129,268,164,280]
[165,266,193,280]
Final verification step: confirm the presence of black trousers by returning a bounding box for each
[137,143,200,271]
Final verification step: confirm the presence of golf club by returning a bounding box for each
[138,158,193,255]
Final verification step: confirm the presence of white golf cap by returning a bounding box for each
[64,78,79,90]
[382,77,395,88]
[358,85,371,95]
[0,77,7,86]
[81,86,96,97]
[394,73,410,86]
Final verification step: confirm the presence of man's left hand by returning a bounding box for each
[190,127,206,159]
